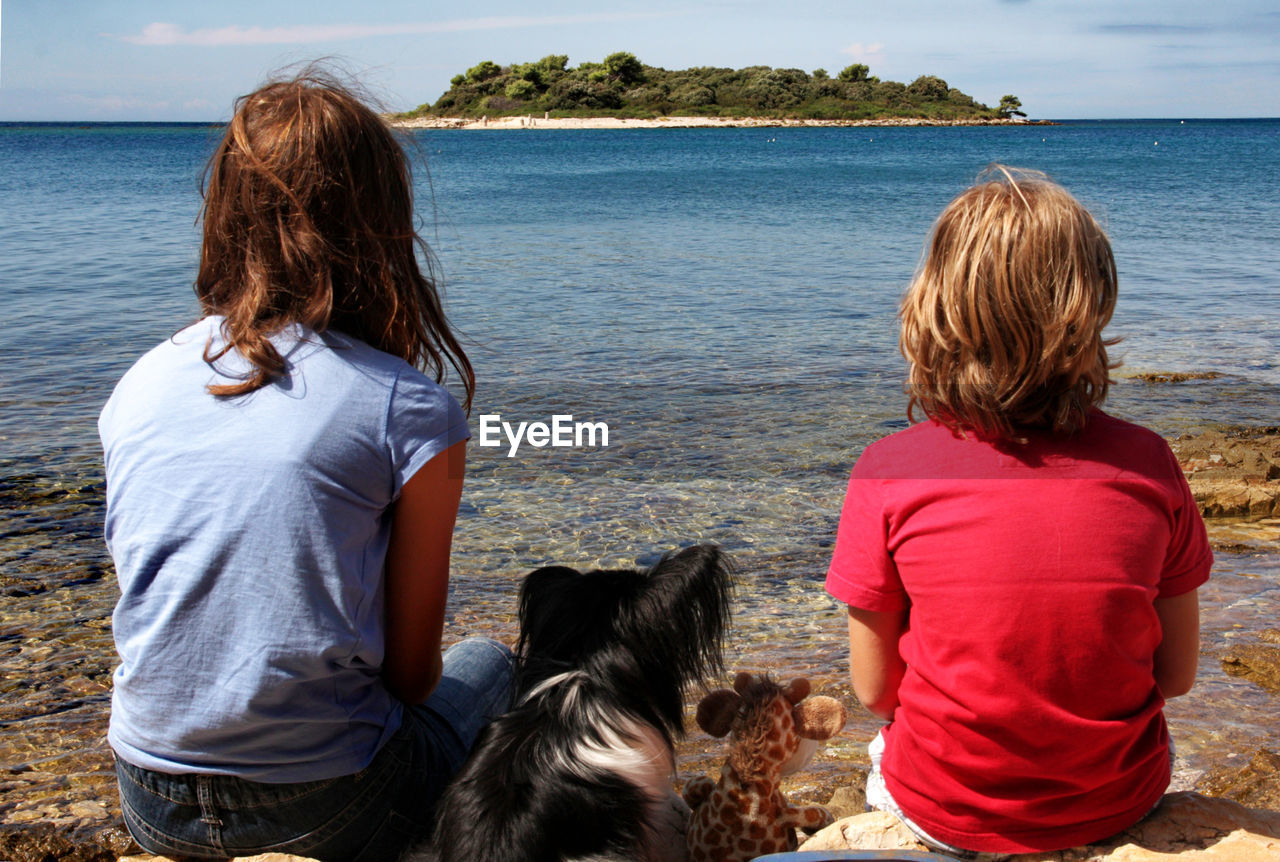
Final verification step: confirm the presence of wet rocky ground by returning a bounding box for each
[2,422,1278,860]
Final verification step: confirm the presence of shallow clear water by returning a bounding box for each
[1,120,1278,833]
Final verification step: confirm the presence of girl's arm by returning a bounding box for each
[846,605,908,720]
[1153,589,1200,699]
[382,440,466,705]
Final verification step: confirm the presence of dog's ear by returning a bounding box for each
[516,565,582,661]
[695,688,740,737]
[607,544,733,738]
[518,566,580,620]
[522,565,581,596]
[783,677,811,705]
[635,544,734,676]
[793,695,847,741]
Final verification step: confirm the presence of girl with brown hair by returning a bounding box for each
[826,167,1212,856]
[100,70,510,860]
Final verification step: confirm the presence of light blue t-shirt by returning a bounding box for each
[99,316,469,782]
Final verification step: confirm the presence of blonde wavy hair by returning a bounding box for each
[900,166,1118,438]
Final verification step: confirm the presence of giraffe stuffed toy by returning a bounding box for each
[683,672,847,862]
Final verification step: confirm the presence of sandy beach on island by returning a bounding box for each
[392,114,1044,131]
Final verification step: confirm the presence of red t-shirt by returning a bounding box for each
[826,412,1212,853]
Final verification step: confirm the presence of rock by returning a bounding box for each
[0,821,135,861]
[801,810,927,852]
[1199,749,1280,809]
[6,810,45,824]
[1107,828,1280,860]
[1129,372,1225,384]
[1171,428,1280,519]
[825,782,868,820]
[1191,481,1280,519]
[67,801,110,821]
[1221,643,1280,692]
[800,792,1280,860]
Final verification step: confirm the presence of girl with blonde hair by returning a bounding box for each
[826,166,1211,855]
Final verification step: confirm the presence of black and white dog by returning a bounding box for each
[426,544,733,862]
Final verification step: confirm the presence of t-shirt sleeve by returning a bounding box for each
[1158,444,1213,598]
[385,369,471,498]
[825,452,908,612]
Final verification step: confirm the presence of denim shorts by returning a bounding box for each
[115,637,514,861]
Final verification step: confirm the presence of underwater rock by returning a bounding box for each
[1129,372,1225,383]
[801,791,1280,860]
[0,822,134,861]
[1221,642,1280,693]
[1199,749,1280,810]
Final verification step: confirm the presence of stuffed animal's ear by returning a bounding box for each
[695,688,741,737]
[793,695,847,741]
[732,671,754,694]
[783,677,811,704]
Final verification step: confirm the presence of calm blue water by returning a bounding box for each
[3,116,1280,605]
[9,119,1277,569]
[1,121,1278,809]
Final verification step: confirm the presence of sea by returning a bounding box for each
[1,119,1278,833]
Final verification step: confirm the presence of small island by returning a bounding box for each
[395,52,1042,130]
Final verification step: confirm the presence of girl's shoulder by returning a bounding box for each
[101,317,221,422]
[852,420,972,478]
[312,328,440,390]
[1070,410,1180,468]
[853,412,1181,482]
[1081,409,1167,447]
[101,318,459,433]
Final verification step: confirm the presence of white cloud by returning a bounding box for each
[113,13,676,47]
[842,42,885,64]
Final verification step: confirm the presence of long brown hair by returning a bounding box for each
[899,165,1118,439]
[196,68,474,410]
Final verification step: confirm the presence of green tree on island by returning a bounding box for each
[908,75,950,100]
[838,63,872,82]
[602,51,645,84]
[408,53,1015,123]
[465,60,502,84]
[999,95,1027,118]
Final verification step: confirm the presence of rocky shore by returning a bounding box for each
[34,779,1280,862]
[391,114,1052,131]
[807,791,1280,860]
[1171,426,1280,521]
[3,422,1277,860]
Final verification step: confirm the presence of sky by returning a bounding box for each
[2,0,1278,121]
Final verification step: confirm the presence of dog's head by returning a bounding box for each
[515,544,733,740]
